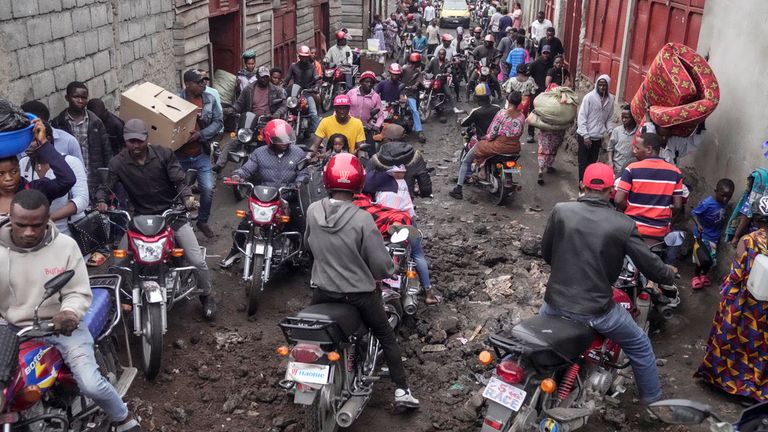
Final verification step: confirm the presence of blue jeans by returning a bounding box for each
[306,95,320,134]
[457,144,477,186]
[410,222,431,289]
[45,326,128,422]
[176,153,214,224]
[539,302,662,404]
[407,97,423,133]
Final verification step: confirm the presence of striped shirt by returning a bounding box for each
[617,157,683,238]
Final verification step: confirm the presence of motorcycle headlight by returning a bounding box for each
[132,238,167,263]
[237,128,253,143]
[324,70,334,77]
[287,96,299,109]
[250,203,278,224]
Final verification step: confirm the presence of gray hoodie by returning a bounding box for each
[305,198,395,293]
[576,74,615,140]
[0,221,92,326]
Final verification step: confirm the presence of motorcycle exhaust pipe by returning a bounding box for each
[660,306,674,321]
[336,395,367,428]
[403,294,418,315]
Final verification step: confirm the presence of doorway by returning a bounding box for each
[273,0,298,72]
[209,10,241,75]
[313,1,330,56]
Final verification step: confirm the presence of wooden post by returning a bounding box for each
[615,0,636,102]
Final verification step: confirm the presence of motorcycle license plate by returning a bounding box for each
[286,362,330,385]
[254,243,265,254]
[482,377,527,412]
[383,277,401,288]
[504,168,521,175]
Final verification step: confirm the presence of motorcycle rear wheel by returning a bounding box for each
[141,303,163,380]
[306,362,343,432]
[247,255,265,316]
[490,170,509,206]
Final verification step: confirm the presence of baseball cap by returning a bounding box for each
[542,45,552,53]
[582,162,614,190]
[333,94,351,107]
[123,118,149,141]
[183,69,205,83]
[257,66,271,77]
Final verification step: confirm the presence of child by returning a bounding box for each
[607,104,638,176]
[691,178,735,289]
[323,134,349,160]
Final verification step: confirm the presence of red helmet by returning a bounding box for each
[484,34,495,42]
[335,30,347,40]
[263,119,296,148]
[407,13,414,21]
[297,45,312,57]
[323,153,365,193]
[441,33,454,42]
[388,63,402,75]
[408,52,422,63]
[359,71,377,82]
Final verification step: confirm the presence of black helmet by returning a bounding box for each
[752,196,768,222]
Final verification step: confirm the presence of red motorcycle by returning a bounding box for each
[418,70,452,122]
[319,62,359,112]
[1,271,137,431]
[478,287,639,432]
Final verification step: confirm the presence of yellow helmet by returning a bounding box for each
[474,83,490,97]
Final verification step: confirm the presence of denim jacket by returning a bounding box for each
[177,89,224,143]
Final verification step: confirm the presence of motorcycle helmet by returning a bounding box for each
[335,30,347,40]
[263,119,296,148]
[408,52,422,63]
[752,196,768,222]
[456,26,464,35]
[388,63,403,75]
[484,34,494,43]
[333,94,352,107]
[323,153,365,193]
[297,45,312,57]
[441,33,454,42]
[359,71,378,83]
[474,83,490,97]
[407,13,414,21]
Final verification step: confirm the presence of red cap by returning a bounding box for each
[583,162,615,190]
[333,94,351,106]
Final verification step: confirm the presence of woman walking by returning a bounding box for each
[371,15,387,52]
[695,196,768,400]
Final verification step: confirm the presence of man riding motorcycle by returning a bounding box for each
[304,153,420,410]
[97,119,217,320]
[236,49,258,98]
[425,49,453,122]
[469,34,501,99]
[324,31,355,90]
[0,190,141,432]
[285,45,322,135]
[347,71,386,147]
[540,162,676,405]
[220,119,308,268]
[401,53,427,143]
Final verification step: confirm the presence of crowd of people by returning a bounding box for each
[1,1,768,430]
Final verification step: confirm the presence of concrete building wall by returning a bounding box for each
[693,0,768,188]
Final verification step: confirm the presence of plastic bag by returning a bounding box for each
[532,87,579,127]
[213,69,237,105]
[526,112,570,131]
[0,97,31,132]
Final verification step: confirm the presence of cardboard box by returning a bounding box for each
[119,82,198,150]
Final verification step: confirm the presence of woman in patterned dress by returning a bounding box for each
[473,91,526,172]
[695,196,768,400]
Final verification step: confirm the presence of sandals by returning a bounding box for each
[691,276,704,290]
[701,275,712,287]
[87,251,109,267]
[425,288,443,305]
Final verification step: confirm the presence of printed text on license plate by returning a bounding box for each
[482,377,527,411]
[286,362,330,385]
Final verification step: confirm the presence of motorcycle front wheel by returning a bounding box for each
[419,93,432,122]
[141,303,163,380]
[320,86,333,113]
[247,254,265,316]
[306,362,343,432]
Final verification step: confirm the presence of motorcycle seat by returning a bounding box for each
[82,288,113,339]
[504,315,596,366]
[296,303,366,339]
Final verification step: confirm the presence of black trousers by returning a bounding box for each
[577,135,602,181]
[311,288,408,389]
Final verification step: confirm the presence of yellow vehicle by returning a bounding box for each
[439,0,470,28]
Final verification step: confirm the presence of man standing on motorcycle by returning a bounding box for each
[401,53,428,143]
[347,71,386,147]
[96,119,217,321]
[324,31,355,90]
[177,69,223,238]
[310,95,367,155]
[304,153,420,410]
[540,162,675,405]
[220,119,308,268]
[236,49,259,98]
[0,190,142,432]
[285,45,322,135]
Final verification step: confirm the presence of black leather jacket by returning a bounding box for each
[541,196,674,315]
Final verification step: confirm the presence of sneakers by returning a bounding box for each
[200,295,217,321]
[113,416,142,432]
[196,222,215,238]
[448,185,463,200]
[425,287,442,305]
[526,135,535,144]
[394,388,420,409]
[219,251,241,269]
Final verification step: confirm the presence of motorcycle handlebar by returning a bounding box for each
[222,178,256,190]
[16,321,57,340]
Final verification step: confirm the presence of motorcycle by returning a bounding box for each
[381,97,415,133]
[320,59,359,112]
[222,170,310,317]
[287,84,317,141]
[102,168,204,380]
[0,271,137,430]
[458,126,522,205]
[211,111,271,201]
[478,286,639,432]
[381,226,421,317]
[276,227,412,432]
[419,70,452,122]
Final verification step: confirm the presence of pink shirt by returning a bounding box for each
[346,87,385,129]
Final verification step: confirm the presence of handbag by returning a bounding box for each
[68,211,110,256]
[692,237,713,269]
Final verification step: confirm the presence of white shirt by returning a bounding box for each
[490,12,502,32]
[530,19,553,42]
[423,5,435,23]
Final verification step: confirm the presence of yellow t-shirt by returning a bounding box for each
[315,116,366,153]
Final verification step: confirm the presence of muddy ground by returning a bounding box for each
[116,97,749,432]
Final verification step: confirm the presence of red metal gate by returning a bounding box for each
[208,0,241,75]
[580,0,629,93]
[273,0,298,72]
[562,0,581,76]
[544,0,556,19]
[624,0,705,101]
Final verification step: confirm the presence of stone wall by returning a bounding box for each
[0,0,177,115]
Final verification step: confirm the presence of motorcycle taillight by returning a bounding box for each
[290,343,324,363]
[334,69,344,80]
[496,360,525,384]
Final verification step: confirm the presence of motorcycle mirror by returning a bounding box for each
[42,270,75,302]
[390,228,410,244]
[296,157,311,171]
[647,400,714,425]
[96,167,110,185]
[357,142,373,153]
[664,231,685,247]
[184,169,198,186]
[370,108,381,117]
